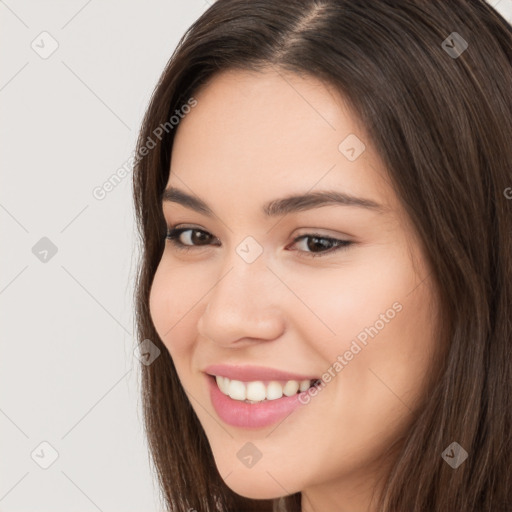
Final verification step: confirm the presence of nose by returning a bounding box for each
[197,256,285,347]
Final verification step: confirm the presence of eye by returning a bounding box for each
[289,233,353,258]
[165,227,219,252]
[165,227,353,258]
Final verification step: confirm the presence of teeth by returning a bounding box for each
[215,375,314,403]
[267,381,283,400]
[283,380,300,395]
[246,381,266,401]
[299,380,311,392]
[227,379,246,400]
[215,376,226,394]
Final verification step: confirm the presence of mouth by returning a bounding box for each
[203,364,322,428]
[208,373,321,404]
[206,372,321,428]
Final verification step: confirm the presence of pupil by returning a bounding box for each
[308,236,330,252]
[192,230,209,245]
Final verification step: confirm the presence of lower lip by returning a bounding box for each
[207,374,310,429]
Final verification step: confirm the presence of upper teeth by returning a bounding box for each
[215,375,313,402]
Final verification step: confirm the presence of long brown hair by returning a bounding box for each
[132,1,512,510]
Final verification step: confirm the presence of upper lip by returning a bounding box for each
[204,364,318,382]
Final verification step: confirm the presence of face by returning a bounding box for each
[149,68,441,512]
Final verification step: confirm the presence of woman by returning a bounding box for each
[132,1,512,510]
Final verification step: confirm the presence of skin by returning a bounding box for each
[149,68,441,512]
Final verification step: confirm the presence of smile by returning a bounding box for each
[205,367,322,428]
[214,375,318,403]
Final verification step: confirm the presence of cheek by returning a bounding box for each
[291,242,437,400]
[148,263,200,357]
[283,245,420,354]
[329,248,438,418]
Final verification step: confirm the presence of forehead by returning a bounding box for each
[168,68,396,214]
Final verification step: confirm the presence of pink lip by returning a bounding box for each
[206,374,312,428]
[204,363,318,382]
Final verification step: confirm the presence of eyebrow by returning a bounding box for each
[161,187,387,217]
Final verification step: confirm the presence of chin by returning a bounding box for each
[225,479,287,500]
[219,465,301,500]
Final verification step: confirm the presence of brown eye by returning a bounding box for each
[290,234,353,258]
[165,227,218,250]
[165,227,352,258]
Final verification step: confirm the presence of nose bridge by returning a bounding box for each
[210,245,273,312]
[216,233,275,301]
[197,243,284,344]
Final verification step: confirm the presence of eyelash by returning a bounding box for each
[164,227,353,258]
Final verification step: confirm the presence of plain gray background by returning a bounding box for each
[1,1,511,511]
[0,1,209,511]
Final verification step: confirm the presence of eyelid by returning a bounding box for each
[164,225,354,258]
[166,223,351,241]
